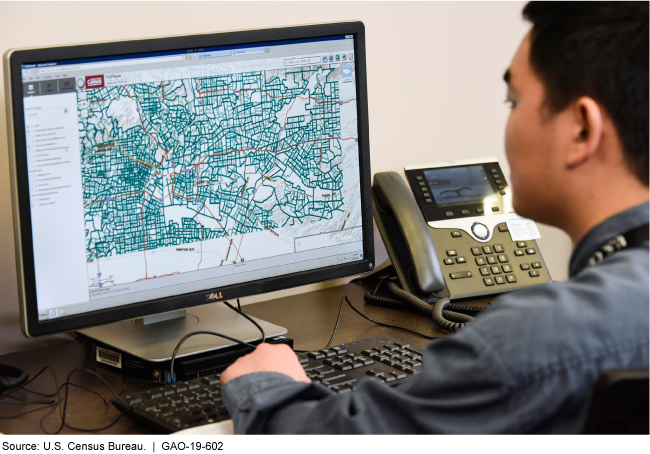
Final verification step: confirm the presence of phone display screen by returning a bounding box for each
[423,165,493,208]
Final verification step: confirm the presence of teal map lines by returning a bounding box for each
[78,63,361,288]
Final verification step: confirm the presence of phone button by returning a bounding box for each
[475,257,487,266]
[471,222,489,240]
[491,169,498,174]
[479,266,490,276]
[498,254,509,263]
[461,209,470,216]
[418,181,426,186]
[471,247,482,256]
[520,263,531,270]
[532,262,542,269]
[502,264,513,273]
[445,211,454,217]
[446,250,457,256]
[451,231,462,237]
[443,258,454,265]
[483,277,495,286]
[490,266,501,274]
[515,249,525,256]
[495,276,506,285]
[425,199,433,203]
[450,271,472,279]
[416,176,423,181]
[482,245,493,254]
[529,270,540,277]
[526,248,536,255]
[506,274,518,283]
[476,208,484,214]
[456,256,466,264]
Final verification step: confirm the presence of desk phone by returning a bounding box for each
[372,157,551,302]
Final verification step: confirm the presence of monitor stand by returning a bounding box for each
[76,303,287,362]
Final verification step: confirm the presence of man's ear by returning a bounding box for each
[566,96,604,168]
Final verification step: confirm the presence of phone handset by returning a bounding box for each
[372,171,445,294]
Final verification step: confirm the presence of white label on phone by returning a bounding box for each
[506,213,541,241]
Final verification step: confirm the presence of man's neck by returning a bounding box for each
[564,184,649,244]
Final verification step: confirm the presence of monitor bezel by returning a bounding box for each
[4,21,374,337]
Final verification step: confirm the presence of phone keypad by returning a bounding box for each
[441,237,544,287]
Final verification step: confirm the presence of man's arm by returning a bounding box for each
[221,343,310,385]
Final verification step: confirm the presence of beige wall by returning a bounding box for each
[0,1,572,355]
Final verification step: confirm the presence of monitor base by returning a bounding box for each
[76,303,286,362]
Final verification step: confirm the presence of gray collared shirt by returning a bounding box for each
[222,203,649,434]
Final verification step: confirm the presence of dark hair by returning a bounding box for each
[523,1,649,185]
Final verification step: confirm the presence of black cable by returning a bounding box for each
[237,298,242,311]
[169,331,258,384]
[42,368,126,434]
[343,295,437,340]
[324,295,346,349]
[221,300,266,343]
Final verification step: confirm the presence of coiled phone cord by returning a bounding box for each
[364,280,486,333]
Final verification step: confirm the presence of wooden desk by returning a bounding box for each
[0,282,490,434]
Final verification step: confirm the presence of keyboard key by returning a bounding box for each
[365,369,384,377]
[363,359,375,366]
[390,372,408,380]
[323,358,343,366]
[379,375,397,383]
[201,376,220,386]
[307,351,326,360]
[331,346,348,355]
[332,385,353,394]
[361,349,374,356]
[351,361,364,369]
[298,356,309,364]
[321,376,357,388]
[394,362,412,371]
[320,349,337,357]
[333,363,353,371]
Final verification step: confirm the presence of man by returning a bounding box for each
[220,2,649,433]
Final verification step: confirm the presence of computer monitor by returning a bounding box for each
[4,22,374,362]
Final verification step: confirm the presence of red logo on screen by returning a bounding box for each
[85,75,104,89]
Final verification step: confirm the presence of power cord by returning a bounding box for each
[167,299,267,384]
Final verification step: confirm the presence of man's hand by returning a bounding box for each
[220,343,311,386]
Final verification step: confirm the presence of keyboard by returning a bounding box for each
[114,335,423,433]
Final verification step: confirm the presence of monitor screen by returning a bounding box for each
[5,22,374,336]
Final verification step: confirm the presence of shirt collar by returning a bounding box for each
[569,202,649,277]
